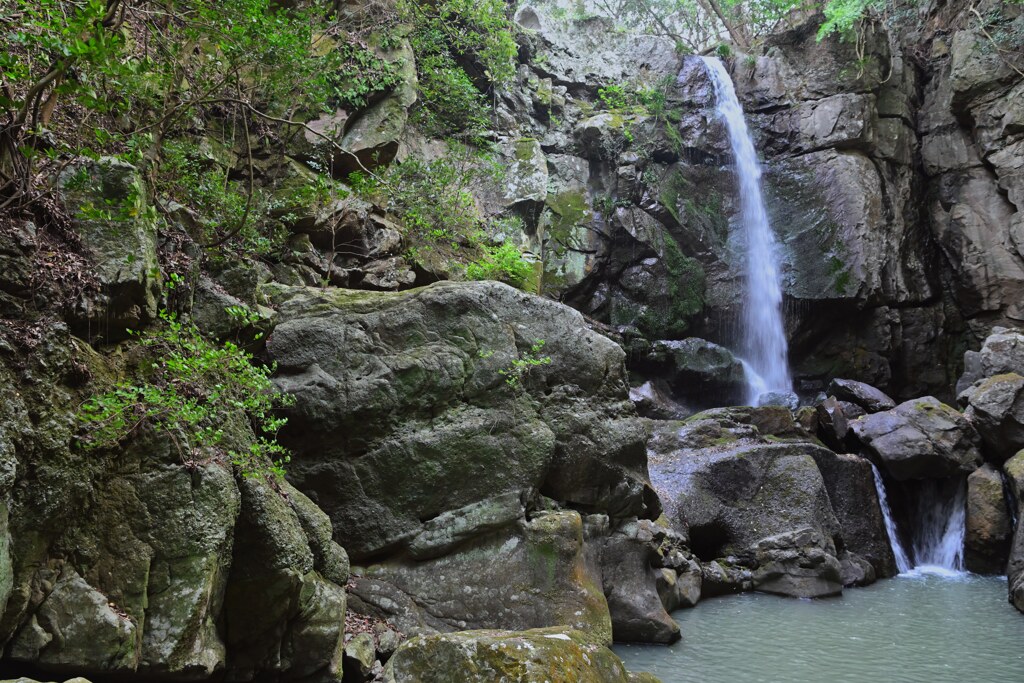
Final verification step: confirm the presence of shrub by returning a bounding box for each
[79,282,292,479]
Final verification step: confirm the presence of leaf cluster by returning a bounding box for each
[78,283,292,479]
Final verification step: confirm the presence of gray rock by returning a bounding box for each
[381,626,644,683]
[645,338,747,407]
[344,632,377,681]
[599,521,680,643]
[816,396,850,452]
[265,281,655,559]
[649,414,843,598]
[956,328,1024,398]
[964,464,1012,574]
[58,157,160,339]
[828,378,896,413]
[1004,451,1024,612]
[964,373,1024,463]
[355,511,613,645]
[850,397,983,480]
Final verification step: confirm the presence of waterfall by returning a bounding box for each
[870,463,913,574]
[701,57,792,405]
[911,478,967,573]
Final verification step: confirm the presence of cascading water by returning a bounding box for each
[870,463,912,574]
[911,478,967,573]
[701,57,792,405]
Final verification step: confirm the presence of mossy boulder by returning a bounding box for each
[57,157,160,340]
[381,627,656,683]
[964,373,1024,463]
[851,397,983,480]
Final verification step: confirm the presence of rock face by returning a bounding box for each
[265,281,670,644]
[648,409,848,598]
[1005,451,1024,611]
[850,397,983,480]
[381,627,653,683]
[0,323,347,682]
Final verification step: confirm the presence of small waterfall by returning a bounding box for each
[911,478,967,573]
[701,57,792,406]
[870,463,912,574]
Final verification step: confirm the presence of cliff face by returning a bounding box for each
[1,1,1023,680]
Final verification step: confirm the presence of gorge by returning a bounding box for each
[0,0,1023,682]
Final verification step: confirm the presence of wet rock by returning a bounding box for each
[381,626,647,683]
[649,413,843,598]
[964,373,1024,463]
[850,397,983,480]
[599,520,680,643]
[629,380,690,420]
[816,396,850,452]
[828,378,896,413]
[806,450,896,579]
[964,464,1012,574]
[643,338,747,407]
[1004,451,1024,612]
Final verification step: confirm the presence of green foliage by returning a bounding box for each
[349,150,482,244]
[79,288,292,479]
[400,0,518,138]
[817,0,884,39]
[497,340,552,389]
[637,237,705,339]
[465,240,534,289]
[327,41,402,111]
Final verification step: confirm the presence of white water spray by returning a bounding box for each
[911,478,967,574]
[701,57,792,405]
[870,463,912,574]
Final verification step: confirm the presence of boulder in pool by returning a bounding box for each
[964,463,1012,574]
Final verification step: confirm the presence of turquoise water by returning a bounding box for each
[615,572,1024,682]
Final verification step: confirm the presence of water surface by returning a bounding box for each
[616,573,1024,682]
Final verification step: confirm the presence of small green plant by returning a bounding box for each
[465,240,533,288]
[79,288,293,479]
[498,340,552,389]
[716,43,732,58]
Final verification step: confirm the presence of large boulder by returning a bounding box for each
[641,339,747,407]
[348,511,612,645]
[265,281,657,560]
[381,627,656,683]
[850,397,983,480]
[956,327,1024,396]
[0,323,348,682]
[963,373,1024,462]
[964,464,1012,574]
[648,412,843,598]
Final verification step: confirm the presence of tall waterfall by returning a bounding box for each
[701,57,792,405]
[870,463,912,574]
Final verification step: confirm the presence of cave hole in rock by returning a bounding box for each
[688,519,733,562]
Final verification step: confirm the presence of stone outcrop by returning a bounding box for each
[964,464,1013,574]
[648,409,849,598]
[382,627,659,683]
[264,280,671,644]
[963,374,1024,463]
[0,323,348,682]
[828,378,896,414]
[850,397,983,480]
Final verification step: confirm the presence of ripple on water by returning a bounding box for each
[614,574,1024,683]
